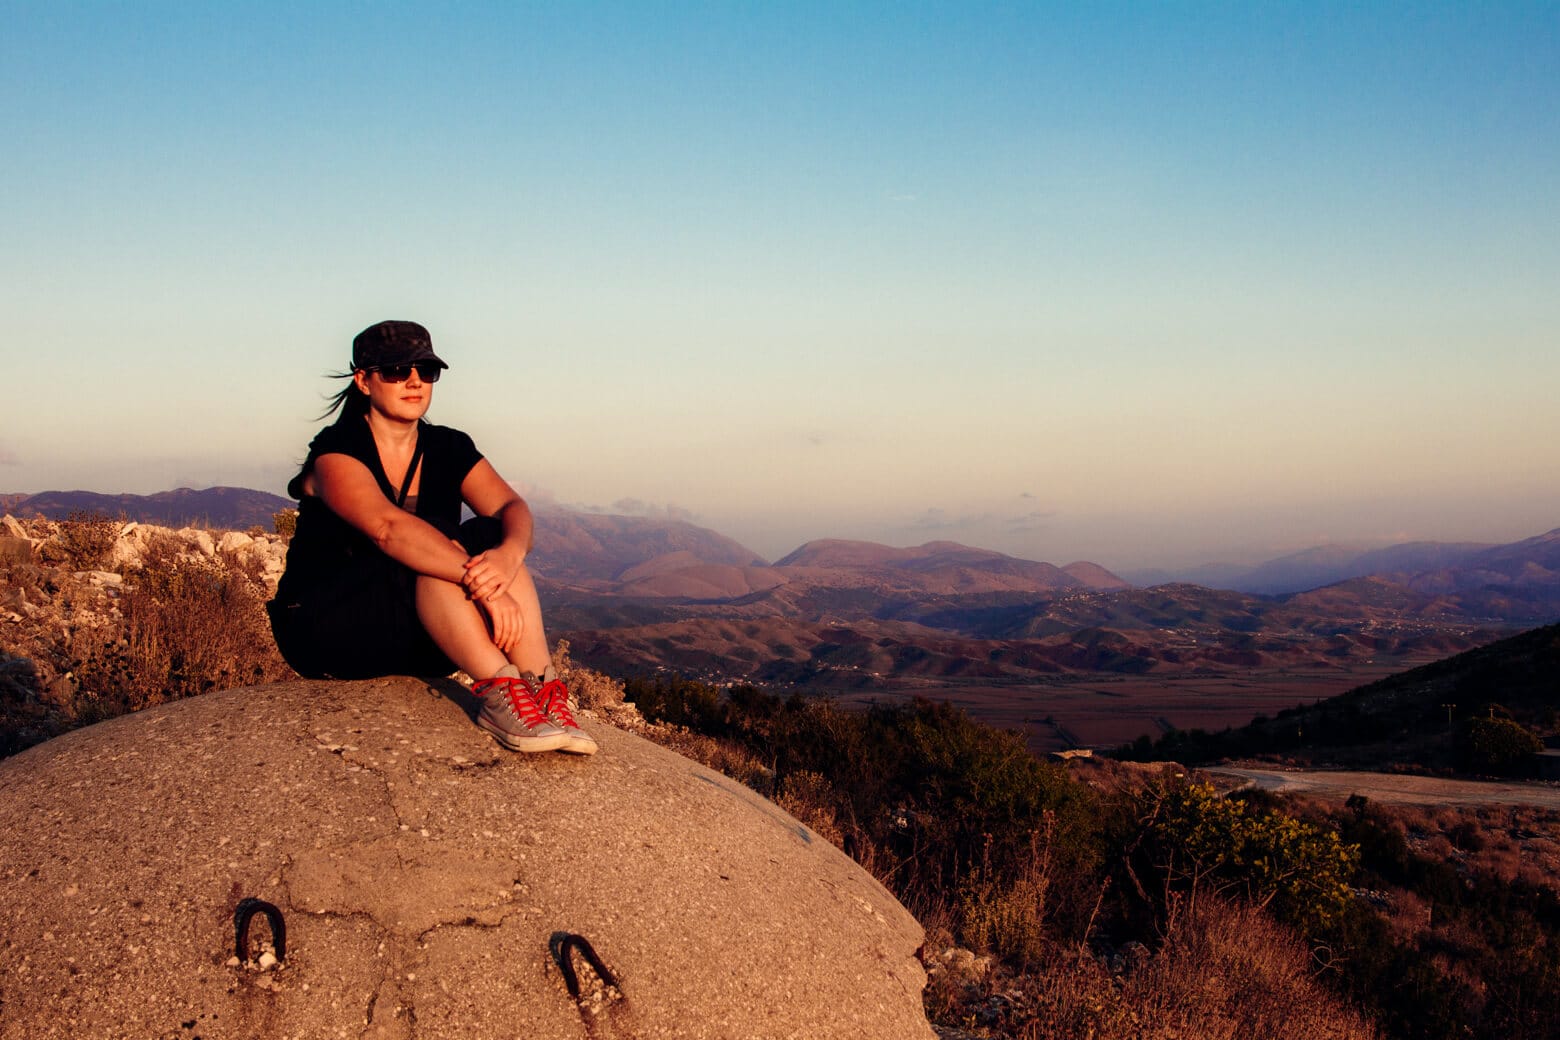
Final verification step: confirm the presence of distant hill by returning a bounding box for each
[1267,530,1560,624]
[527,509,768,585]
[549,526,1553,689]
[3,488,293,531]
[1123,539,1496,594]
[774,538,1126,594]
[1128,622,1560,769]
[535,534,1129,606]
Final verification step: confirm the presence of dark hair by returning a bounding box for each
[317,369,370,423]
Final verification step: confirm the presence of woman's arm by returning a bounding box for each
[459,459,534,601]
[312,453,471,582]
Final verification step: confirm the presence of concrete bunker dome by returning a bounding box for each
[0,677,933,1039]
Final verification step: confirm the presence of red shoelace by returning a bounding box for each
[536,678,579,728]
[475,677,552,727]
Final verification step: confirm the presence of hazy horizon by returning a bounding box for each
[2,479,1550,577]
[6,5,1557,572]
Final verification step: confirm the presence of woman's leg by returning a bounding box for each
[415,575,509,678]
[500,562,552,675]
[419,570,569,753]
[414,565,551,678]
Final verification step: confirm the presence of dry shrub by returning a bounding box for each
[550,639,625,710]
[935,899,1378,1040]
[0,655,50,757]
[646,725,772,794]
[775,770,845,846]
[40,511,121,570]
[959,821,1057,970]
[0,656,36,703]
[72,532,292,715]
[1123,898,1379,1040]
[1010,953,1131,1040]
[1384,888,1433,941]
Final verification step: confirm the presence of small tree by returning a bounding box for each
[1459,716,1542,774]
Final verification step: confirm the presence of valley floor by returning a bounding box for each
[825,655,1457,754]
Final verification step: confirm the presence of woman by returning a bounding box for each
[268,320,595,755]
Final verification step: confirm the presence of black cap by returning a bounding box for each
[351,320,448,371]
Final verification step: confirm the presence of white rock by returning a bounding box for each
[108,539,142,570]
[217,531,254,554]
[178,528,216,556]
[258,951,278,971]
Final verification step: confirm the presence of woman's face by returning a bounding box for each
[354,365,434,422]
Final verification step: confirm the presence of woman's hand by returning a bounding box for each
[462,543,525,602]
[477,589,526,653]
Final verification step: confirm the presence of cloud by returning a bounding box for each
[609,498,697,522]
[1006,510,1055,533]
[0,444,16,466]
[511,481,558,507]
[907,507,993,531]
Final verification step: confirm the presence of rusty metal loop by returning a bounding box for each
[233,897,287,963]
[548,931,620,1002]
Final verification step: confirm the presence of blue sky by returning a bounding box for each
[4,2,1557,569]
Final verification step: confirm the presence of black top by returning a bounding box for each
[275,416,483,609]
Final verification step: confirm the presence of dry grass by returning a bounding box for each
[632,721,775,795]
[1121,898,1379,1040]
[1363,800,1560,890]
[774,769,846,846]
[926,897,1379,1040]
[957,822,1058,971]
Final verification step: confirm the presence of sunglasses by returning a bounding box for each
[369,362,442,383]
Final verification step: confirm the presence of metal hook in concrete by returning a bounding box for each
[548,931,621,1003]
[233,898,287,963]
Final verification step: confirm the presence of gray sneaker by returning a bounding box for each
[533,672,599,756]
[472,676,569,753]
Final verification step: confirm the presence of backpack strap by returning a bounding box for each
[395,433,424,509]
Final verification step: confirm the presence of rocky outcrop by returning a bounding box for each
[0,676,933,1039]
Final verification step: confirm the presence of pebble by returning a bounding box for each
[258,951,279,971]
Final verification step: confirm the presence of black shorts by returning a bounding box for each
[268,516,502,680]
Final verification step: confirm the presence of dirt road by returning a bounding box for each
[1207,767,1560,809]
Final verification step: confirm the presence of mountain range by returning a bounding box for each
[7,487,1558,687]
[0,487,294,531]
[1121,539,1512,595]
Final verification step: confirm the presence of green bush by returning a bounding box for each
[1459,716,1542,774]
[1132,779,1358,936]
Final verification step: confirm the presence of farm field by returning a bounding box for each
[830,656,1452,755]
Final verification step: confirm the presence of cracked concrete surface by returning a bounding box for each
[0,678,933,1039]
